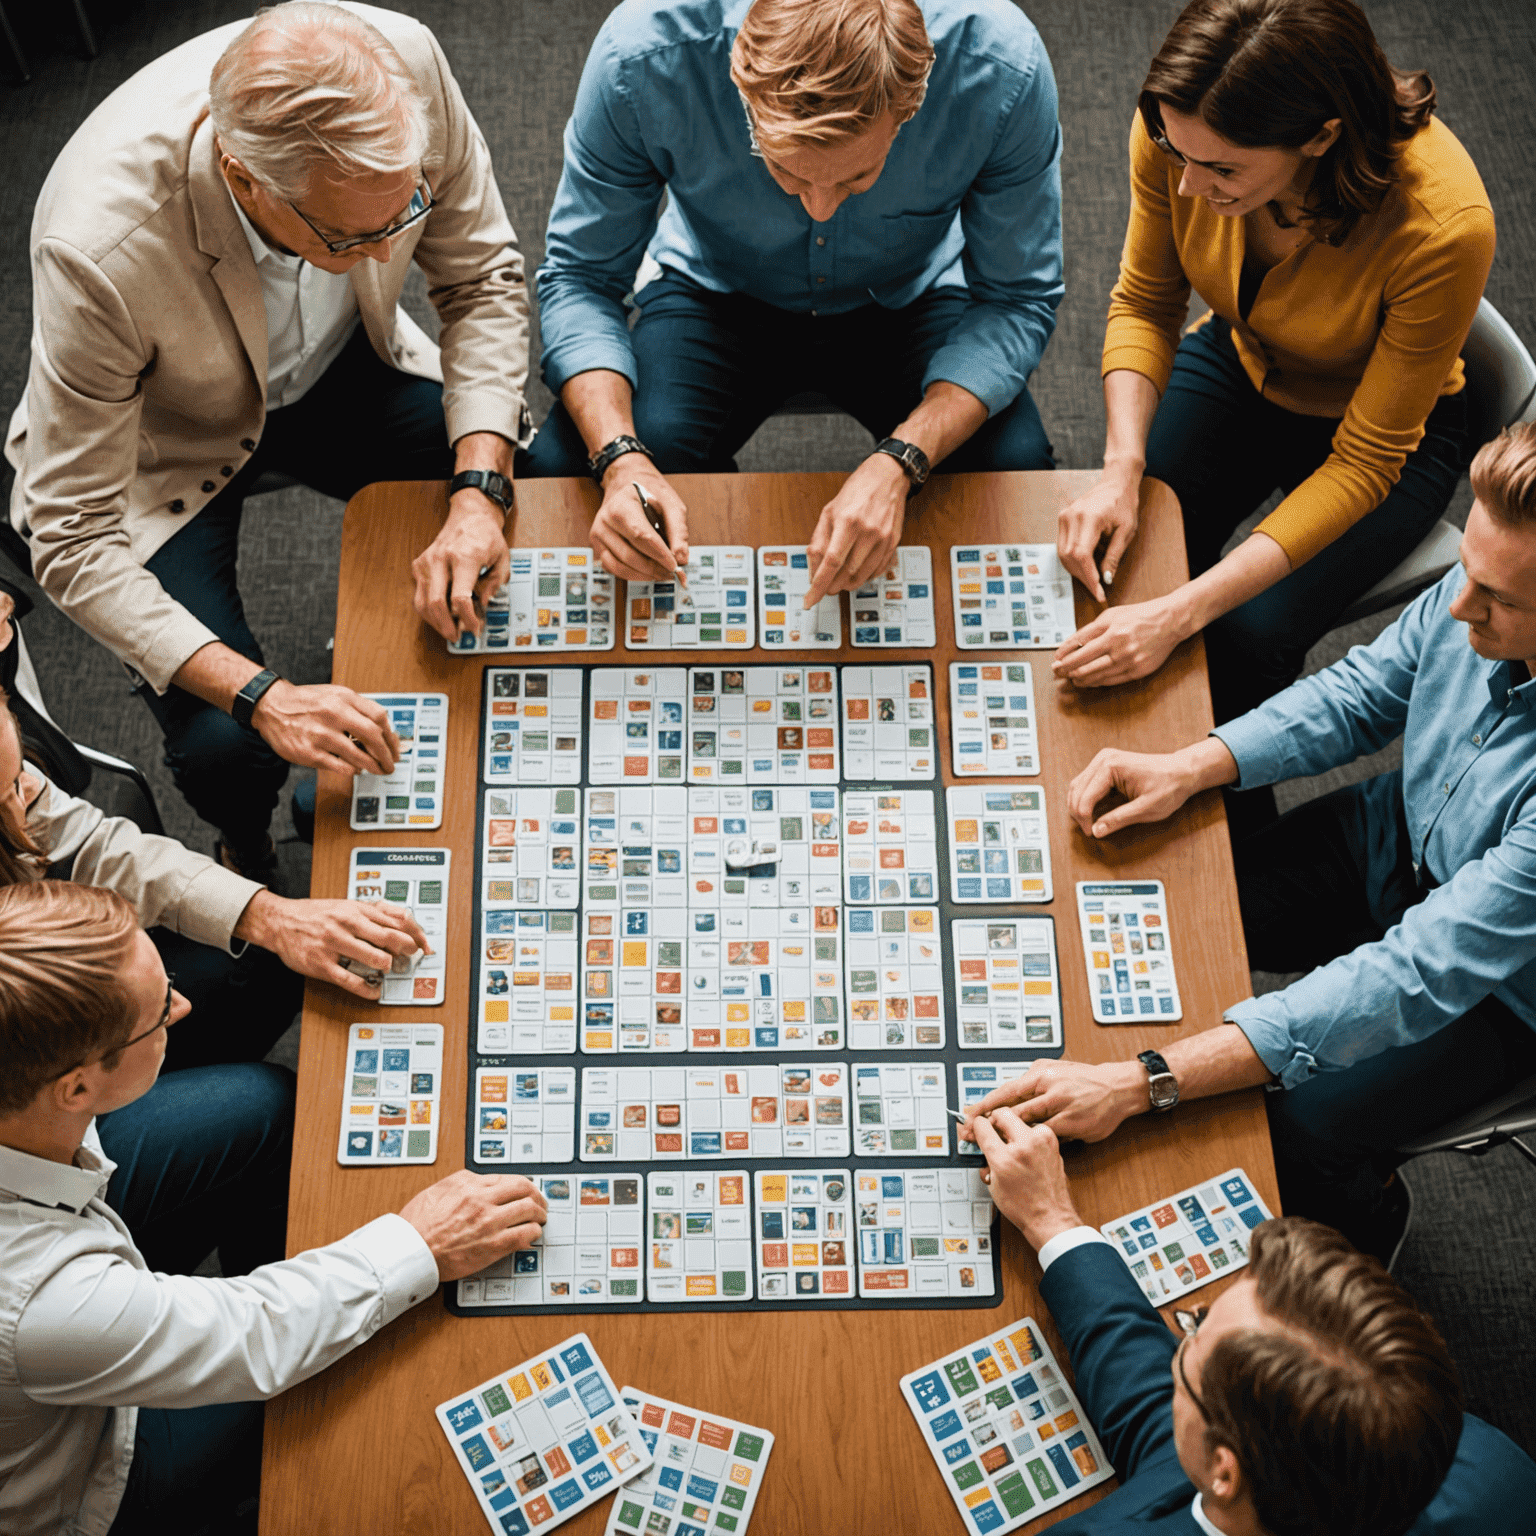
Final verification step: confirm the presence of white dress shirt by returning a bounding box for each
[0,1123,439,1536]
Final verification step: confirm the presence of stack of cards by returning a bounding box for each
[1077,881,1183,1021]
[350,693,446,829]
[950,663,1039,777]
[951,544,1075,649]
[476,910,579,1056]
[844,907,945,1049]
[480,788,582,909]
[852,1063,949,1155]
[754,1169,854,1299]
[857,1168,996,1297]
[842,789,939,905]
[840,664,936,780]
[851,547,936,646]
[348,848,448,1004]
[758,547,841,647]
[589,669,687,783]
[952,918,1063,1049]
[337,1023,442,1164]
[647,1169,754,1301]
[947,787,1053,904]
[450,547,615,653]
[626,547,755,648]
[484,669,584,785]
[474,1067,577,1163]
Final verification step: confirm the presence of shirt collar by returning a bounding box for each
[225,180,300,272]
[1485,657,1536,710]
[0,1121,115,1215]
[1189,1494,1226,1536]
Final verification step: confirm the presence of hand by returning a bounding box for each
[959,1057,1146,1145]
[969,1114,1084,1252]
[804,453,908,609]
[250,680,399,777]
[399,1170,548,1282]
[1056,470,1141,603]
[413,494,510,642]
[590,457,689,582]
[235,892,431,998]
[1067,739,1239,838]
[1052,596,1188,688]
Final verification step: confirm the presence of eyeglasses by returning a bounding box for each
[1174,1309,1212,1423]
[53,973,177,1079]
[1149,123,1189,167]
[289,182,433,255]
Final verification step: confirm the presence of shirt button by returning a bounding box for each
[816,275,825,284]
[201,480,217,493]
[816,236,826,246]
[810,309,818,317]
[1472,733,1482,746]
[1443,781,1451,793]
[241,438,257,451]
[170,499,185,513]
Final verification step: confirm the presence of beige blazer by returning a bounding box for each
[5,3,532,693]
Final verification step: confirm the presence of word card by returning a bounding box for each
[589,668,687,783]
[842,789,939,905]
[1102,1168,1273,1305]
[757,547,841,648]
[901,1318,1113,1535]
[351,693,446,830]
[458,1176,643,1310]
[955,1064,1020,1158]
[754,1169,854,1300]
[851,546,937,647]
[952,918,1063,1048]
[950,663,1040,777]
[449,547,615,653]
[947,787,1053,904]
[626,546,755,648]
[1078,881,1184,1022]
[845,907,945,1050]
[687,665,840,785]
[481,788,582,910]
[579,909,687,1053]
[338,1023,442,1164]
[853,1064,949,1156]
[474,1067,577,1164]
[608,1389,774,1536]
[582,787,689,909]
[349,847,448,1004]
[484,669,584,785]
[857,1168,996,1297]
[951,544,1075,649]
[436,1335,650,1535]
[477,910,579,1056]
[647,1169,754,1302]
[840,664,936,780]
[581,1064,849,1160]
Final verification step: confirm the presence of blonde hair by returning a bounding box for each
[731,0,934,155]
[209,1,430,202]
[1470,422,1536,527]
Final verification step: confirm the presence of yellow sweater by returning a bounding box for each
[1103,113,1495,566]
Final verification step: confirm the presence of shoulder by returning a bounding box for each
[1372,118,1495,253]
[925,0,1050,84]
[590,0,737,73]
[1409,1414,1536,1532]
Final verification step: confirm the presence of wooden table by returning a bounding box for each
[262,471,1275,1534]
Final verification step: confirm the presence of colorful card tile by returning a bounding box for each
[588,668,687,783]
[754,1169,855,1301]
[477,910,580,1056]
[350,693,446,830]
[946,787,1053,904]
[842,789,939,905]
[757,547,841,648]
[1077,881,1184,1022]
[856,1167,996,1297]
[682,786,844,910]
[951,918,1063,1048]
[626,546,755,648]
[338,1023,442,1164]
[579,908,688,1053]
[687,665,840,785]
[449,548,616,653]
[840,664,936,780]
[950,544,1075,649]
[850,546,937,647]
[956,1064,1021,1158]
[950,663,1040,777]
[474,1067,577,1164]
[844,907,945,1049]
[582,787,690,910]
[647,1170,754,1302]
[852,1064,950,1156]
[480,788,582,909]
[348,847,449,1004]
[484,669,584,785]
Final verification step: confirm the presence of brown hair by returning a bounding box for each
[0,881,140,1113]
[0,690,46,888]
[1470,422,1536,526]
[1140,0,1436,243]
[1200,1217,1463,1536]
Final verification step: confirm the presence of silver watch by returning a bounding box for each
[1138,1050,1179,1112]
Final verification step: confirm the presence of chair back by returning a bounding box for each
[1460,298,1536,449]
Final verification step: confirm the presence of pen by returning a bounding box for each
[632,481,685,585]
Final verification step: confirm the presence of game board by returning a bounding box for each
[626,546,755,648]
[350,692,446,829]
[448,548,616,654]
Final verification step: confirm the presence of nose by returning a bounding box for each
[168,989,193,1029]
[1178,164,1217,201]
[800,186,844,223]
[360,237,396,265]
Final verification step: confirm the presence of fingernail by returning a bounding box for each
[1103,571,1115,587]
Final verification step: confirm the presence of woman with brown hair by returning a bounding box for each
[1053,0,1494,733]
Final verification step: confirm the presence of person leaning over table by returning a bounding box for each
[532,0,1064,605]
[964,1114,1536,1536]
[4,0,535,886]
[1052,0,1494,740]
[0,881,548,1536]
[966,423,1536,1267]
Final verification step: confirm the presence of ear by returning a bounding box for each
[219,151,257,201]
[1204,1441,1248,1507]
[1305,117,1344,157]
[50,1068,96,1117]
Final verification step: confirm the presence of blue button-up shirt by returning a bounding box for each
[1214,568,1536,1087]
[535,0,1064,417]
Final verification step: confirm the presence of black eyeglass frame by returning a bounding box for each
[1175,1317,1212,1423]
[288,182,434,256]
[54,973,177,1079]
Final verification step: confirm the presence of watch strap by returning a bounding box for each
[871,437,931,498]
[588,434,653,484]
[231,668,281,731]
[1137,1049,1179,1112]
[448,469,514,515]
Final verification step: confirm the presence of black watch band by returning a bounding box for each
[231,668,281,731]
[1138,1050,1180,1113]
[871,437,931,498]
[587,434,653,484]
[448,469,514,515]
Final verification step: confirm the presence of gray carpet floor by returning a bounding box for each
[2,0,1532,1454]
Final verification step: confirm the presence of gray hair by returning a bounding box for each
[209,2,430,203]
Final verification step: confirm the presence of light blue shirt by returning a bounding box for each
[535,0,1064,416]
[1215,567,1536,1088]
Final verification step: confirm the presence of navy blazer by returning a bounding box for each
[1039,1242,1536,1532]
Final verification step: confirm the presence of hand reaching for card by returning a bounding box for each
[234,892,430,998]
[967,1115,1084,1253]
[804,452,908,609]
[591,457,689,582]
[960,1058,1148,1146]
[400,1169,548,1281]
[249,680,400,778]
[1066,740,1240,839]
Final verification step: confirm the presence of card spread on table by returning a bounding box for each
[474,1067,577,1164]
[851,546,937,647]
[951,544,1075,650]
[757,547,842,648]
[687,665,841,785]
[952,918,1063,1049]
[1077,880,1184,1022]
[754,1169,855,1300]
[481,787,582,909]
[450,547,616,653]
[857,1167,995,1297]
[1102,1168,1273,1304]
[841,789,939,905]
[844,907,945,1050]
[840,664,936,780]
[852,1063,950,1156]
[337,1023,442,1164]
[484,669,584,785]
[477,910,579,1056]
[607,1388,774,1536]
[950,663,1040,777]
[436,1334,651,1534]
[626,546,755,648]
[457,1176,645,1309]
[589,668,688,783]
[947,786,1053,904]
[647,1169,754,1302]
[956,1063,1020,1157]
[350,693,446,830]
[348,847,449,1004]
[901,1317,1114,1534]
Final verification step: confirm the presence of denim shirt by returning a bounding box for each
[535,0,1064,416]
[1214,567,1536,1086]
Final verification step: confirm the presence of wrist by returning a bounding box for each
[599,451,656,495]
[247,675,292,730]
[1101,452,1145,484]
[234,888,287,943]
[1181,735,1240,794]
[1024,1205,1087,1253]
[1106,1058,1153,1123]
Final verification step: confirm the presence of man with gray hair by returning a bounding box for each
[4,2,531,881]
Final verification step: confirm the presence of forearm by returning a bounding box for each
[452,430,516,480]
[1100,369,1160,481]
[559,369,638,457]
[891,381,990,469]
[1097,1023,1275,1127]
[1166,532,1293,638]
[168,641,268,713]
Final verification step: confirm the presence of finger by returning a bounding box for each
[1100,519,1137,588]
[989,1104,1033,1143]
[499,1220,547,1254]
[1015,1087,1073,1126]
[596,524,666,584]
[321,960,382,1000]
[621,505,677,577]
[1067,759,1120,835]
[419,551,456,641]
[664,499,690,570]
[1058,523,1106,604]
[976,1071,1040,1117]
[449,552,485,638]
[485,1174,546,1208]
[474,546,510,613]
[1053,628,1113,676]
[335,931,399,971]
[847,539,891,593]
[1062,652,1120,687]
[491,1194,550,1231]
[805,530,854,609]
[366,905,432,954]
[1089,796,1162,839]
[970,1112,1003,1157]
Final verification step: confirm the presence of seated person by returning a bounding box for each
[533,0,1064,602]
[1053,0,1493,730]
[5,1,534,881]
[969,424,1536,1262]
[0,880,546,1536]
[968,1111,1536,1535]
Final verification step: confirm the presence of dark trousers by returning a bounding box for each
[1235,773,1536,1241]
[529,269,1055,476]
[98,1063,295,1535]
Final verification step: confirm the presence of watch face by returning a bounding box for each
[1149,1075,1179,1109]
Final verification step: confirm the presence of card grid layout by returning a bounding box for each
[480,788,582,910]
[858,1168,996,1297]
[484,669,584,785]
[950,544,1075,649]
[754,1169,855,1299]
[477,910,580,1056]
[840,664,936,780]
[474,1067,577,1164]
[947,786,1053,904]
[950,663,1040,777]
[952,918,1063,1049]
[850,546,937,647]
[757,547,841,647]
[348,847,448,1004]
[844,907,946,1050]
[689,665,841,785]
[1077,880,1184,1022]
[626,546,755,648]
[647,1169,755,1302]
[842,789,939,905]
[589,669,688,783]
[852,1063,950,1156]
[450,548,615,653]
[337,1023,442,1164]
[350,692,446,830]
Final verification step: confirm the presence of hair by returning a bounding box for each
[1470,422,1536,527]
[1139,0,1437,243]
[730,0,935,156]
[0,881,141,1114]
[209,1,431,203]
[0,690,46,889]
[1198,1217,1463,1536]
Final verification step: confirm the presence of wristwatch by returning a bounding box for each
[448,469,514,515]
[231,668,281,731]
[587,434,654,484]
[1138,1050,1180,1112]
[871,437,931,497]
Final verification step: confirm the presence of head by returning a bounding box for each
[0,689,46,888]
[1140,0,1435,238]
[730,0,934,222]
[1172,1217,1462,1536]
[1449,423,1536,665]
[209,1,433,272]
